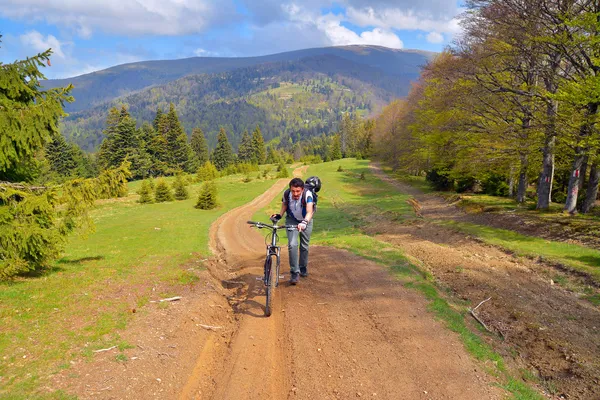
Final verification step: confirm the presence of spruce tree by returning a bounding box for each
[195,181,218,210]
[251,125,266,164]
[153,107,163,131]
[190,127,209,165]
[137,179,153,203]
[238,130,253,163]
[276,161,289,178]
[172,174,189,200]
[163,103,191,173]
[45,133,77,177]
[329,134,342,160]
[212,128,233,171]
[154,179,174,202]
[197,161,219,181]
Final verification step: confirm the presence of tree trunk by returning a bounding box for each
[582,162,600,214]
[536,100,558,209]
[565,103,599,213]
[579,155,589,192]
[517,153,528,203]
[508,166,515,198]
[564,149,586,214]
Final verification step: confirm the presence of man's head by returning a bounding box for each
[289,178,304,200]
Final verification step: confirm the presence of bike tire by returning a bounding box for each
[264,255,276,317]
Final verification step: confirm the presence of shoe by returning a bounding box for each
[300,269,308,278]
[290,272,299,285]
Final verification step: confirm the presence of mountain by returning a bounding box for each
[49,46,435,151]
[45,46,434,114]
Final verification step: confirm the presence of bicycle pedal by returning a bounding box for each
[256,277,263,281]
[279,275,285,279]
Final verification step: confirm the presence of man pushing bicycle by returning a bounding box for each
[271,177,320,285]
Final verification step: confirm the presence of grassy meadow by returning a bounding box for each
[0,169,279,399]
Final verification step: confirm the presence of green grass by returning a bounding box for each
[254,158,542,399]
[438,220,600,282]
[0,171,280,398]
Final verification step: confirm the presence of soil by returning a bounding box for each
[52,167,505,400]
[370,164,600,400]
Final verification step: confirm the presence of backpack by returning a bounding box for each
[284,176,321,216]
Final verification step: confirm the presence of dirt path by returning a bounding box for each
[180,167,503,399]
[369,164,600,399]
[54,168,504,399]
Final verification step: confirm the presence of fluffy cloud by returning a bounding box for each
[426,31,444,44]
[346,6,462,35]
[1,0,234,37]
[20,31,66,58]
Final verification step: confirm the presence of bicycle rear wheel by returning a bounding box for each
[264,255,276,317]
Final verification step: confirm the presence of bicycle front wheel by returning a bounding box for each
[264,255,276,317]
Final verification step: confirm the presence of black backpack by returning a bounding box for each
[284,176,321,214]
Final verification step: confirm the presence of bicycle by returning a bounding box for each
[247,218,296,317]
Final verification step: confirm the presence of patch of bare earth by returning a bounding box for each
[370,163,600,399]
[53,166,505,399]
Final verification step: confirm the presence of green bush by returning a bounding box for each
[482,174,509,197]
[172,174,189,200]
[300,155,323,164]
[456,176,477,193]
[426,168,454,191]
[154,179,174,202]
[137,179,153,203]
[337,165,344,172]
[276,162,289,178]
[197,161,219,182]
[195,181,218,210]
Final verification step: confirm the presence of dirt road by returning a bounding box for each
[54,170,504,399]
[181,170,503,399]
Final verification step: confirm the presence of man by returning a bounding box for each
[271,178,314,285]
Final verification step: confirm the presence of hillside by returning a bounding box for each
[61,51,428,151]
[45,45,433,114]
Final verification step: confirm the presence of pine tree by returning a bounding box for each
[154,179,174,202]
[153,107,163,131]
[163,103,191,172]
[266,146,280,164]
[190,127,209,165]
[137,179,153,203]
[197,161,219,181]
[238,130,254,163]
[172,174,189,200]
[195,181,218,210]
[251,125,267,164]
[276,161,289,178]
[213,127,233,171]
[329,134,342,160]
[45,133,77,177]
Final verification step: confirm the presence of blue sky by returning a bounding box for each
[0,0,464,79]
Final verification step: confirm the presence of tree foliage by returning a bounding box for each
[212,128,233,171]
[195,181,218,210]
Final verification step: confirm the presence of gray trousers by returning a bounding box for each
[286,216,313,274]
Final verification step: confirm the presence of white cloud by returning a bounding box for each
[1,0,231,37]
[426,31,444,44]
[20,31,66,58]
[346,6,463,35]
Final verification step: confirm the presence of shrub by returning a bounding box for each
[262,168,270,178]
[172,174,189,200]
[243,174,252,183]
[426,168,454,191]
[195,181,218,210]
[360,172,365,180]
[337,165,343,172]
[276,162,289,178]
[481,174,509,197]
[197,161,219,182]
[137,179,153,203]
[154,179,174,202]
[456,176,477,193]
[300,155,323,164]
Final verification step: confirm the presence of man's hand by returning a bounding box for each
[298,221,307,232]
[270,213,282,221]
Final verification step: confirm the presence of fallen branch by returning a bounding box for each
[93,345,117,353]
[197,324,223,331]
[469,297,493,333]
[150,296,182,303]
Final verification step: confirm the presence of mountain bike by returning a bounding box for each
[247,219,296,317]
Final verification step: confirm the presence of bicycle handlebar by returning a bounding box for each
[247,221,297,230]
